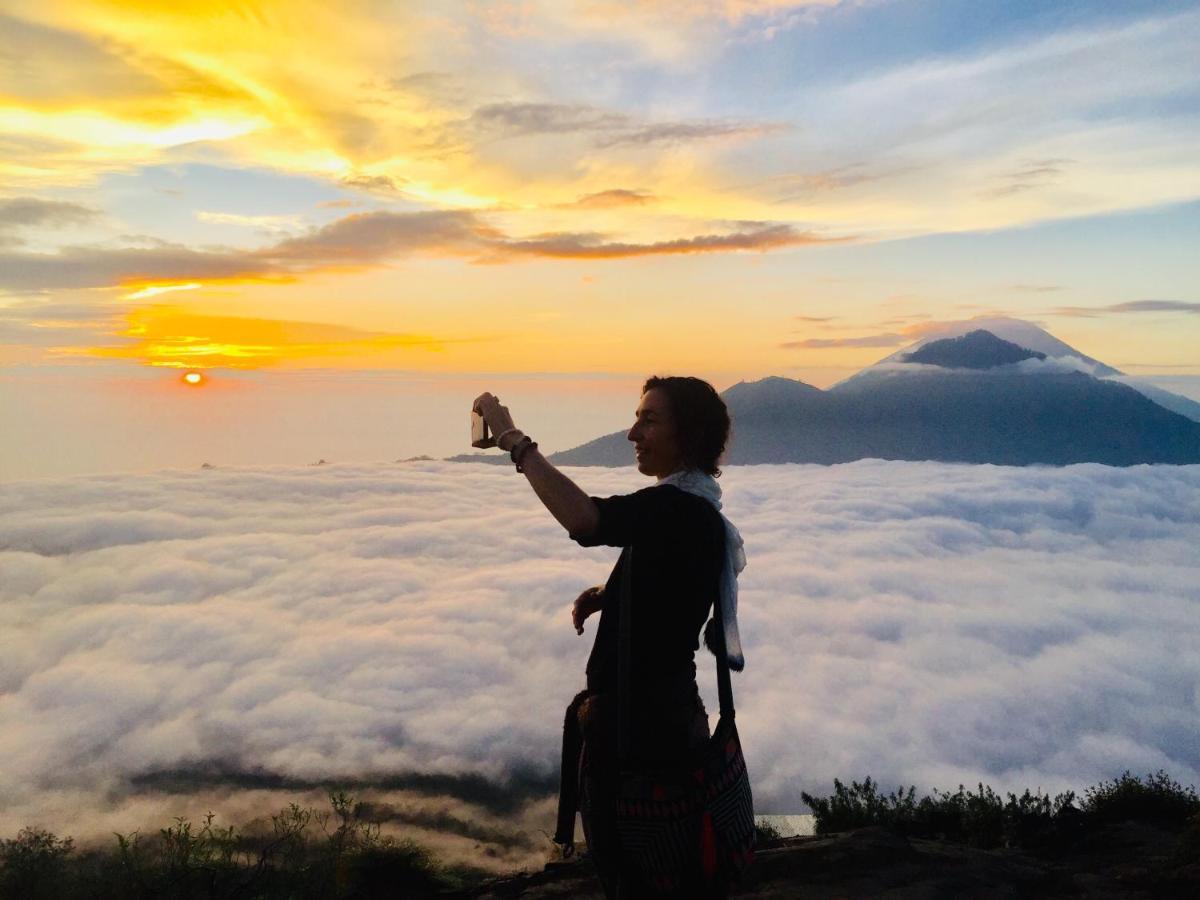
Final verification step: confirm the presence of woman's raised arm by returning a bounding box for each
[473,392,600,539]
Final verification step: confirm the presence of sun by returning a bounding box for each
[182,371,205,386]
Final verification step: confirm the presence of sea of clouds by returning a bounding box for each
[2,460,1198,867]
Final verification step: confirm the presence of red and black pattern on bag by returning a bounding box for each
[615,717,755,891]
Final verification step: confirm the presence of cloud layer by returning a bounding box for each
[2,460,1198,854]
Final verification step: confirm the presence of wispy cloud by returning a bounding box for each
[731,166,883,204]
[470,102,627,137]
[0,196,98,245]
[1051,300,1200,317]
[781,332,906,349]
[498,223,844,260]
[0,242,288,292]
[470,100,786,148]
[0,297,124,347]
[557,189,657,209]
[195,211,304,234]
[0,211,851,291]
[597,119,787,148]
[338,174,410,197]
[980,158,1073,199]
[781,318,956,350]
[1010,284,1062,293]
[262,210,498,264]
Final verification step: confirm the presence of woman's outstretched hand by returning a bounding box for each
[472,392,522,450]
[572,585,605,635]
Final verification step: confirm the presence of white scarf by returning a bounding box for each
[657,468,746,671]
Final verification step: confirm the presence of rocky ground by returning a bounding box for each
[451,821,1200,898]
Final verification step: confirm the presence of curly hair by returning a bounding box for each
[642,375,732,477]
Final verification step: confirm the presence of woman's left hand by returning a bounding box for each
[472,392,521,450]
[572,585,605,634]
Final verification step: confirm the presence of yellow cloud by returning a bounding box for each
[1,3,776,217]
[75,305,448,369]
[5,2,428,183]
[123,283,202,300]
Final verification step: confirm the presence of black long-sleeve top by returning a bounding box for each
[571,483,726,699]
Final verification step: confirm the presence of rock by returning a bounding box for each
[451,822,1200,898]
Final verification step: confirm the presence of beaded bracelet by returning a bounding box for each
[494,427,521,448]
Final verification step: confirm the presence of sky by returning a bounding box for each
[2,460,1197,864]
[2,0,1199,476]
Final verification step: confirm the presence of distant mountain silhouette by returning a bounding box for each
[848,316,1120,379]
[1109,378,1200,424]
[545,322,1200,467]
[901,330,1045,369]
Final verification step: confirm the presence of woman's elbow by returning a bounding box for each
[567,500,600,540]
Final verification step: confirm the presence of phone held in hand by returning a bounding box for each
[471,410,495,448]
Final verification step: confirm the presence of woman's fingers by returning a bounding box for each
[572,591,591,633]
[572,586,604,635]
[571,590,589,634]
[472,392,498,415]
[472,392,517,435]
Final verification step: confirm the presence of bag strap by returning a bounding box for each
[616,541,736,764]
[617,546,632,761]
[712,582,736,721]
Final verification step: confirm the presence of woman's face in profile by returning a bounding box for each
[628,388,684,477]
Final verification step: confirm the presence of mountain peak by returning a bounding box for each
[897,317,1119,375]
[721,376,822,403]
[901,330,1047,370]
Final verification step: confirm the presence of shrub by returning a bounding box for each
[754,820,783,846]
[1002,788,1079,849]
[1082,770,1200,828]
[0,827,75,899]
[800,774,1189,851]
[800,777,918,834]
[0,792,469,899]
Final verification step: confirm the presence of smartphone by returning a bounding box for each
[471,410,495,448]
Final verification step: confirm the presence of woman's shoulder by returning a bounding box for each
[648,485,726,539]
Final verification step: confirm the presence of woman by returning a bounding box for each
[472,376,745,898]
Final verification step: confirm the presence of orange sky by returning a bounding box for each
[1,1,1197,400]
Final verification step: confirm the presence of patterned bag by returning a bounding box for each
[614,547,755,893]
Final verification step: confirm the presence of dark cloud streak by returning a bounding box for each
[1,211,850,290]
[500,223,843,260]
[982,158,1072,199]
[0,197,99,247]
[1052,300,1200,317]
[470,100,785,148]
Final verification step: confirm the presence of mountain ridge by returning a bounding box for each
[541,320,1200,467]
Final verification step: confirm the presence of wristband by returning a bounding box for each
[511,436,538,472]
